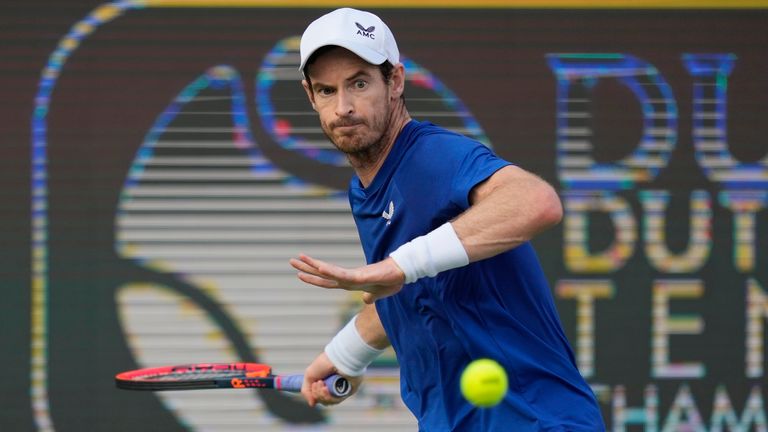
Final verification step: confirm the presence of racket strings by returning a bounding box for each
[146,370,246,381]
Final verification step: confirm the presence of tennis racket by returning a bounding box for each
[115,362,351,397]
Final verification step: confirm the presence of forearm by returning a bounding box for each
[452,166,563,262]
[388,166,562,283]
[356,303,390,350]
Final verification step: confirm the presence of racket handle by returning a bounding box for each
[278,374,351,398]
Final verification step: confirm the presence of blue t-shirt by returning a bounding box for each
[349,120,604,431]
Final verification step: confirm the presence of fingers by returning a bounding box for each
[296,253,326,269]
[301,377,317,407]
[300,352,364,408]
[291,254,356,289]
[297,271,341,289]
[290,256,341,289]
[301,378,343,407]
[289,258,342,288]
[290,255,405,303]
[297,254,355,282]
[301,352,351,407]
[292,254,333,276]
[310,380,343,405]
[289,255,324,277]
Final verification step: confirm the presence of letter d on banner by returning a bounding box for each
[562,191,636,273]
[547,54,677,191]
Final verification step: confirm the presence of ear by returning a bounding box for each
[389,63,406,100]
[301,79,317,111]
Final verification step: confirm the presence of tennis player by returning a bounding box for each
[290,8,605,431]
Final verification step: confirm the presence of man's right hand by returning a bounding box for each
[301,351,363,407]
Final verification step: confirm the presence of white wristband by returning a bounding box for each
[389,222,469,284]
[324,315,385,377]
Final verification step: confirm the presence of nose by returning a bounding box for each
[334,89,353,117]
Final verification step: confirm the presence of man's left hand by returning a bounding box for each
[289,254,406,304]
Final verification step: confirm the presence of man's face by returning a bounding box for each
[302,47,392,158]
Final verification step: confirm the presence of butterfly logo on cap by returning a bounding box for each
[355,22,376,39]
[356,22,375,33]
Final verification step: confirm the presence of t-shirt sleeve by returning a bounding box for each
[449,143,512,209]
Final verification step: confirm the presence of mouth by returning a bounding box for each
[332,120,363,131]
[333,124,363,137]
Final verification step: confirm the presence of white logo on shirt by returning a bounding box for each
[382,201,394,225]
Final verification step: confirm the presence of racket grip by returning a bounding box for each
[278,374,352,398]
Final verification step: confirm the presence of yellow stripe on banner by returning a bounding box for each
[138,0,768,8]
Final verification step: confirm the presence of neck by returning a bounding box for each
[351,102,411,188]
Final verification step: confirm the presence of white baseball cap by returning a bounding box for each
[299,8,400,75]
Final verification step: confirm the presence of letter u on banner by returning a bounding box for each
[683,54,768,191]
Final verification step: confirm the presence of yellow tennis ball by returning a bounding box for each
[460,358,508,407]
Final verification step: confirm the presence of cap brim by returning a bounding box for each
[300,39,387,74]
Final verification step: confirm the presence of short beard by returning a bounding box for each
[323,106,393,169]
[332,133,387,169]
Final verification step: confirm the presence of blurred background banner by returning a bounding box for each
[1,1,767,430]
